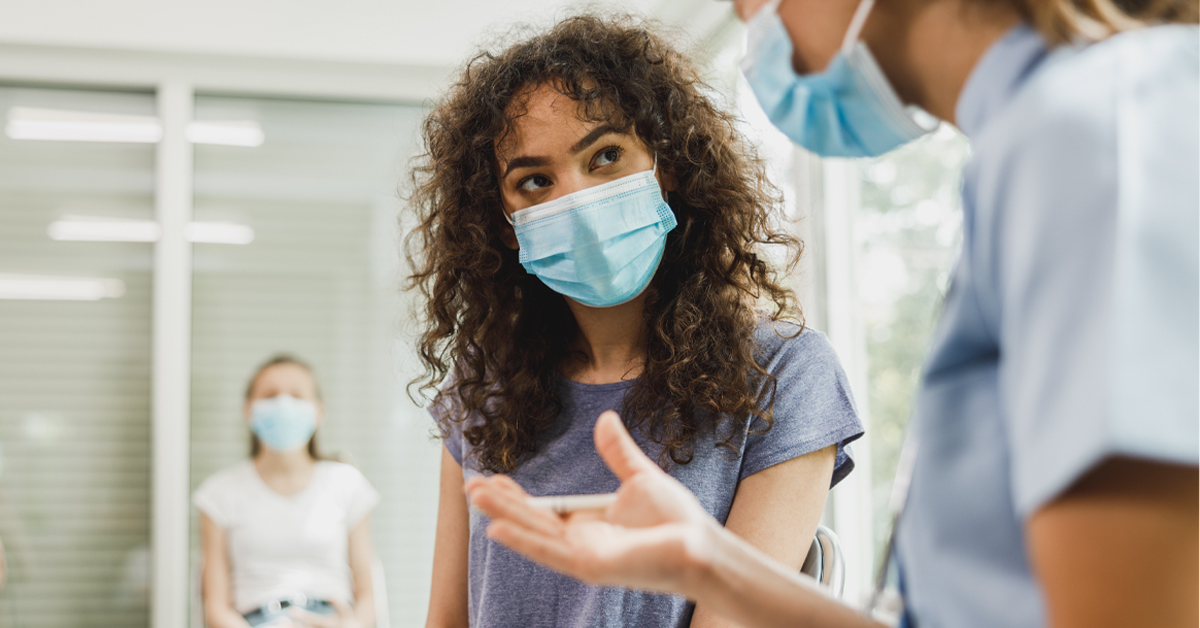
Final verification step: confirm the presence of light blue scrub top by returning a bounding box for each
[894,23,1199,628]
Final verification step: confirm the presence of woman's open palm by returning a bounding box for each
[466,411,717,596]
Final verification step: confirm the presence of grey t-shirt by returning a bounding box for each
[438,322,864,628]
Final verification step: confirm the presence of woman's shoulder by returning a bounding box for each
[752,318,841,372]
[316,461,381,520]
[986,25,1196,166]
[193,461,257,524]
[195,460,256,495]
[316,460,373,489]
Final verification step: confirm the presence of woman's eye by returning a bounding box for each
[518,174,552,192]
[592,146,623,169]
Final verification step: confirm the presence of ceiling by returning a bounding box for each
[0,0,738,69]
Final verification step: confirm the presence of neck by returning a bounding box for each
[255,447,314,476]
[562,293,648,384]
[865,0,1022,125]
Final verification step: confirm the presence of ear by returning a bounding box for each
[500,223,519,250]
[314,401,326,427]
[243,400,253,424]
[656,168,677,195]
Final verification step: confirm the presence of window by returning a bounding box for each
[853,127,969,569]
[733,64,969,599]
[0,86,156,627]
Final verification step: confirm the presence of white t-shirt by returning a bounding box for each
[193,460,381,613]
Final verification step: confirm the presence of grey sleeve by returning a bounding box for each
[740,327,865,486]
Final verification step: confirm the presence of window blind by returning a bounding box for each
[0,86,156,628]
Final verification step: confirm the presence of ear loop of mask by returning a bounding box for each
[502,153,659,226]
[841,0,876,55]
[745,0,874,69]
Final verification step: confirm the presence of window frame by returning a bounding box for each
[789,150,878,604]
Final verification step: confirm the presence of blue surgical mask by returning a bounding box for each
[508,162,677,308]
[250,394,317,452]
[740,0,932,157]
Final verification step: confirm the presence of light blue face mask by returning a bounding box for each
[740,0,932,158]
[508,162,677,308]
[250,394,318,452]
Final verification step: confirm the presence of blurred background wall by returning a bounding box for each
[0,1,968,626]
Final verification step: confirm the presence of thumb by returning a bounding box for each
[594,411,658,481]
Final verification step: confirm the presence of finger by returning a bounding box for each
[464,475,489,494]
[489,474,531,497]
[465,476,527,511]
[465,474,528,503]
[469,481,565,536]
[594,411,659,481]
[485,520,585,578]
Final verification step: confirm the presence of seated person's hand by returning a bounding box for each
[287,600,360,628]
[466,410,720,596]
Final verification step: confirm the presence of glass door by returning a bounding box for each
[188,94,440,627]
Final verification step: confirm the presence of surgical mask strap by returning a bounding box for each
[841,0,876,55]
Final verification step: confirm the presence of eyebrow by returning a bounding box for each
[501,123,629,180]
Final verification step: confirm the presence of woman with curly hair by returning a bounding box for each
[407,13,864,628]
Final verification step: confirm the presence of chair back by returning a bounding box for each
[799,525,845,598]
[371,556,390,628]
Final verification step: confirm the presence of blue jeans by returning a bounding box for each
[243,598,334,627]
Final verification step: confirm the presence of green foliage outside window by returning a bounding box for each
[855,126,970,566]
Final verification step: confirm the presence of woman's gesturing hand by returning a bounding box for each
[465,410,719,597]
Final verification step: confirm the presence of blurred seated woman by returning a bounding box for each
[195,356,379,628]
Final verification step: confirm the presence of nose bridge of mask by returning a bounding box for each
[511,162,666,249]
[504,154,660,226]
[254,394,307,418]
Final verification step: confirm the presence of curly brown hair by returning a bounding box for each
[406,12,803,474]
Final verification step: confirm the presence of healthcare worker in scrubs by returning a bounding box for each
[463,0,1200,626]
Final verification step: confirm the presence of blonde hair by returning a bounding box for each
[1007,0,1198,45]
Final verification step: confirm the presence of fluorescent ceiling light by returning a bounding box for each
[6,107,161,143]
[0,274,125,300]
[6,108,264,147]
[48,216,160,242]
[48,216,255,245]
[185,221,256,245]
[187,121,265,147]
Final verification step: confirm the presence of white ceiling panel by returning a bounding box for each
[0,0,736,68]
